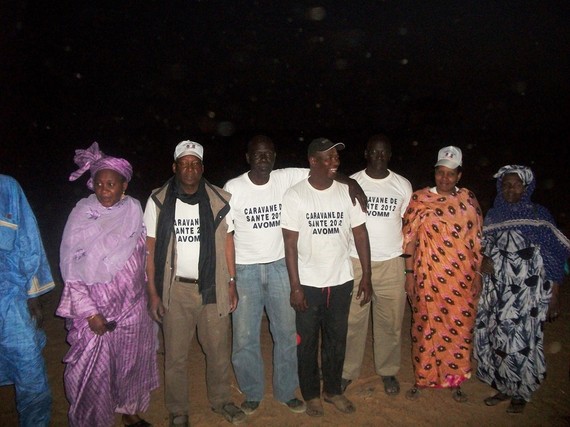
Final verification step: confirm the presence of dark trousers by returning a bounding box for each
[296,280,353,401]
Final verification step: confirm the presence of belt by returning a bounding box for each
[175,276,199,284]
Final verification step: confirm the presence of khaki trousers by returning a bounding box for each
[343,256,406,380]
[163,280,231,414]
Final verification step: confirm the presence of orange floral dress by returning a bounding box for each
[403,187,482,388]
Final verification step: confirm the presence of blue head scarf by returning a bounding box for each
[484,165,570,282]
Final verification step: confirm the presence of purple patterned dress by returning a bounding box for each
[57,195,158,427]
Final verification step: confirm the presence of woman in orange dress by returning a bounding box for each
[402,146,483,403]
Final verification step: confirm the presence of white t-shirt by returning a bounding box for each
[281,179,367,288]
[349,170,412,261]
[144,197,201,279]
[223,168,308,264]
[430,186,459,194]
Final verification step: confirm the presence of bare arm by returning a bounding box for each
[145,236,165,322]
[282,228,308,312]
[225,231,238,313]
[352,223,372,305]
[403,239,416,300]
[334,173,367,213]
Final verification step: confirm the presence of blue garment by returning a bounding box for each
[474,228,550,401]
[485,165,570,283]
[232,258,298,402]
[0,175,55,427]
[474,166,570,401]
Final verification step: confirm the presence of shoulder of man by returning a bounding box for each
[205,179,231,202]
[223,171,248,191]
[149,180,171,208]
[389,170,413,189]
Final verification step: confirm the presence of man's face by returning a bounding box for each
[246,139,276,174]
[365,140,391,170]
[173,154,203,191]
[310,148,340,179]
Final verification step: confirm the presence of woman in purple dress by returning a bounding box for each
[58,142,158,427]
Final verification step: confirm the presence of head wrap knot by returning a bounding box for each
[69,142,133,190]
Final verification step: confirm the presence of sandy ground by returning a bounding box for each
[1,285,569,427]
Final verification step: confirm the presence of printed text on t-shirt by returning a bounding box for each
[174,218,201,242]
[244,204,281,229]
[306,211,344,234]
[367,196,397,217]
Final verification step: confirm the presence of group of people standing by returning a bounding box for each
[401,147,569,414]
[1,134,568,427]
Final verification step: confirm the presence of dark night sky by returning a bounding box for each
[2,1,570,243]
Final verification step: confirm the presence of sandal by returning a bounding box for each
[484,392,510,406]
[305,398,324,417]
[405,386,421,401]
[506,397,526,414]
[323,393,356,414]
[451,387,468,403]
[212,403,246,425]
[382,376,401,396]
[168,414,188,427]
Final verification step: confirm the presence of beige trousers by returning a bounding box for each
[163,280,231,414]
[343,256,406,380]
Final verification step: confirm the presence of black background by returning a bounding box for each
[2,1,569,249]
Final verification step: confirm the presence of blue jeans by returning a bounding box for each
[232,258,298,403]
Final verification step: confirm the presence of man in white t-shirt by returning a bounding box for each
[342,134,412,397]
[223,135,307,415]
[281,138,372,418]
[143,141,245,427]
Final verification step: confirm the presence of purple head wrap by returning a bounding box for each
[69,142,133,190]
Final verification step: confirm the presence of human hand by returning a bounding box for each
[547,282,560,322]
[228,281,239,313]
[405,274,416,303]
[290,288,308,312]
[471,275,482,299]
[87,314,108,335]
[356,278,372,306]
[27,297,44,329]
[348,179,368,213]
[480,256,494,275]
[148,294,165,323]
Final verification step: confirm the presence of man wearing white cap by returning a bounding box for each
[144,140,245,426]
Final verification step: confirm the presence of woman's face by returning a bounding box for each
[501,173,525,204]
[93,169,127,207]
[434,166,462,195]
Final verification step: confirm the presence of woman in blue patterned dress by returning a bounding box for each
[474,165,570,414]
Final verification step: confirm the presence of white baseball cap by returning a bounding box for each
[435,146,462,169]
[174,140,204,161]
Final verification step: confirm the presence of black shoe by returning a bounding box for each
[340,378,352,393]
[381,376,400,396]
[240,400,260,415]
